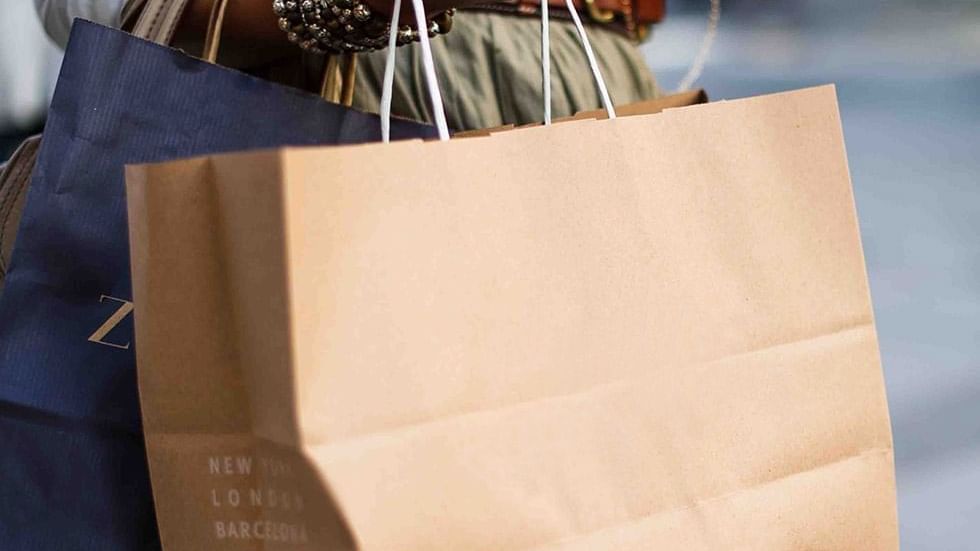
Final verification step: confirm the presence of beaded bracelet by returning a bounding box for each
[274,0,454,54]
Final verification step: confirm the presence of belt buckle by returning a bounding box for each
[583,0,616,23]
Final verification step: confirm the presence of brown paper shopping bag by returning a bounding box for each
[453,89,708,138]
[127,85,897,550]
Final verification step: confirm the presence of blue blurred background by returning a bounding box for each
[649,1,979,548]
[2,0,978,548]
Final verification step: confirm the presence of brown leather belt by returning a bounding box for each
[467,0,664,40]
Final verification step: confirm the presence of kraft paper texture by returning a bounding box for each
[127,85,897,550]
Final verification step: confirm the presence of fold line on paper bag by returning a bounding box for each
[304,320,874,449]
[525,447,894,551]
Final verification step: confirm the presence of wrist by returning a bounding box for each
[274,0,455,54]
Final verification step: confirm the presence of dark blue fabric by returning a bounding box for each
[0,21,435,550]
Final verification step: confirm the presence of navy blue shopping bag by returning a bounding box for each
[0,20,434,550]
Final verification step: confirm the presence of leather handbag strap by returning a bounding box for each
[0,135,42,283]
[123,0,194,45]
[120,0,148,31]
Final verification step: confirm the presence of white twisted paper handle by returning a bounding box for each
[676,0,721,92]
[380,0,451,141]
[380,0,619,141]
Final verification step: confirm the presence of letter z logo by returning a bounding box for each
[88,295,134,350]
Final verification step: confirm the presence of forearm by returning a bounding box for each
[176,0,292,54]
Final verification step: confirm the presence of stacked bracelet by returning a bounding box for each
[274,0,454,54]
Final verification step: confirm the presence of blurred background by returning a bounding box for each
[2,0,978,548]
[0,2,60,159]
